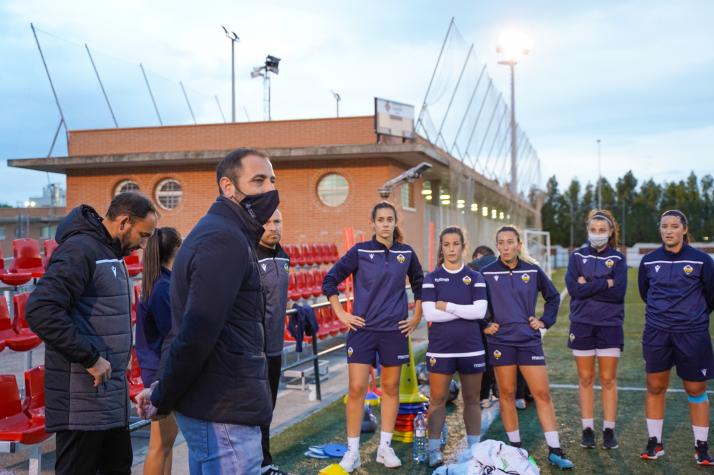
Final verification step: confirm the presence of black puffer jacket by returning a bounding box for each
[152,197,272,426]
[26,205,132,432]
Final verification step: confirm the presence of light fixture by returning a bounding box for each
[421,189,432,195]
[496,29,531,66]
[492,209,498,219]
[457,203,465,209]
[499,211,505,220]
[482,206,489,217]
[441,200,451,205]
[470,203,478,212]
[440,194,451,200]
[507,214,511,220]
[425,195,432,201]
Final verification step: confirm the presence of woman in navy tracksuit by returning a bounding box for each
[135,227,182,475]
[638,210,714,465]
[565,209,626,450]
[481,225,574,469]
[322,201,423,472]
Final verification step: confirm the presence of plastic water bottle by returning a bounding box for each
[440,420,448,447]
[412,412,427,463]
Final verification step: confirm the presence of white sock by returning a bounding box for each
[582,418,594,430]
[347,436,360,454]
[467,434,481,447]
[646,419,663,442]
[544,431,560,448]
[693,425,709,444]
[379,431,392,449]
[506,430,521,443]
[603,420,615,430]
[428,438,441,452]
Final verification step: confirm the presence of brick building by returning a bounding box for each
[9,115,539,266]
[0,207,65,258]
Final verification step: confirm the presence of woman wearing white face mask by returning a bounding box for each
[565,209,627,451]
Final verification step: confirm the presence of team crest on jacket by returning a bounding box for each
[569,333,576,342]
[605,259,614,268]
[521,273,530,283]
[347,347,354,357]
[397,254,406,264]
[655,265,661,273]
[261,263,267,272]
[494,275,499,282]
[429,356,437,367]
[111,266,117,278]
[284,263,289,271]
[684,264,694,275]
[462,275,472,285]
[493,350,502,360]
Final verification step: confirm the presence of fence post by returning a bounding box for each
[311,335,321,401]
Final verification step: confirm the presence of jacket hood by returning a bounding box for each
[56,205,123,257]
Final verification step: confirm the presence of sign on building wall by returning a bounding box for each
[375,98,415,139]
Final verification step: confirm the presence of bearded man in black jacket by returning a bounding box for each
[137,148,279,475]
[26,192,158,475]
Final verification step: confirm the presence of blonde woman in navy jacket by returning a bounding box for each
[565,209,626,450]
[482,225,574,469]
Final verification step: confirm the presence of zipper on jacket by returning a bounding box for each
[122,260,132,426]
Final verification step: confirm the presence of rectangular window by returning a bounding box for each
[401,183,415,211]
[41,226,57,239]
[0,227,5,240]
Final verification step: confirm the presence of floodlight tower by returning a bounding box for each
[221,26,240,122]
[251,55,281,120]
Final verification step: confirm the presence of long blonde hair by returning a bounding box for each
[495,225,535,264]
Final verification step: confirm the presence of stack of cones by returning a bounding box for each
[393,338,429,443]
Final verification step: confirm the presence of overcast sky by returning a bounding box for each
[1,0,713,205]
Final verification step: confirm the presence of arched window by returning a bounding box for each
[115,180,139,195]
[317,173,349,207]
[155,179,183,210]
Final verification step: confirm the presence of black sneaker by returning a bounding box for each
[261,465,289,475]
[580,428,595,449]
[695,440,714,465]
[603,428,619,449]
[640,437,665,460]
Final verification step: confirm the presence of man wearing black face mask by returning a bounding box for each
[136,148,279,474]
[26,192,158,475]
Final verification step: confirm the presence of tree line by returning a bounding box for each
[540,171,714,248]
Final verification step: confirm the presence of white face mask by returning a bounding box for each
[588,233,609,249]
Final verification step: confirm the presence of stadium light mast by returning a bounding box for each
[331,90,341,117]
[497,29,530,198]
[251,55,281,121]
[222,26,240,122]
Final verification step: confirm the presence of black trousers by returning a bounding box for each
[261,354,283,467]
[55,427,132,475]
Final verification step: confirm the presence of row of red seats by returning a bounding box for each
[0,366,48,445]
[0,239,143,288]
[283,305,349,344]
[283,243,339,267]
[288,269,345,301]
[0,293,40,353]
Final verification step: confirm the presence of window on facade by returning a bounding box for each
[115,180,140,195]
[401,182,415,210]
[317,173,349,207]
[155,179,183,210]
[0,227,5,240]
[41,226,57,239]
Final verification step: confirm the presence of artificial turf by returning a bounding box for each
[272,268,714,474]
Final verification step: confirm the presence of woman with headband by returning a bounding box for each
[638,210,714,465]
[482,225,574,469]
[565,209,626,451]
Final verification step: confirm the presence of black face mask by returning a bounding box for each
[237,189,280,225]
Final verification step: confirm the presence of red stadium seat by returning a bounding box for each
[329,243,339,263]
[309,269,322,298]
[301,244,313,266]
[127,348,144,403]
[131,283,141,326]
[283,245,297,267]
[125,250,143,277]
[22,366,45,423]
[0,374,49,445]
[300,271,313,300]
[0,247,32,287]
[288,273,301,301]
[7,293,41,352]
[9,238,45,278]
[0,298,13,352]
[43,239,59,267]
[292,244,305,267]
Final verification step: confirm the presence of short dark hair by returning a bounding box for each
[472,245,494,260]
[216,147,270,194]
[106,192,157,221]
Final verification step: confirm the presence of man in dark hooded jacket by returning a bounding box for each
[26,192,158,475]
[137,148,279,475]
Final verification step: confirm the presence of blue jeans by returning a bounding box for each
[175,412,262,475]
